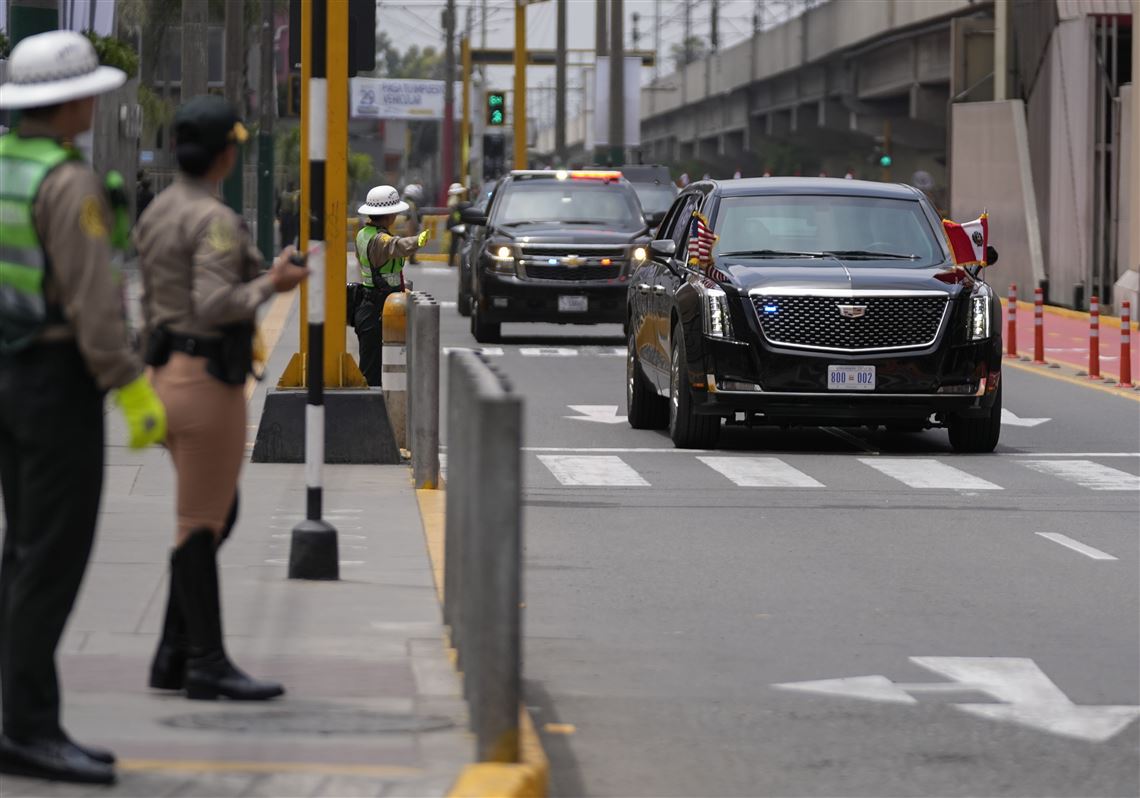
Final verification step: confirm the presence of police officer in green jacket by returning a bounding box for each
[353,185,429,386]
[0,31,166,786]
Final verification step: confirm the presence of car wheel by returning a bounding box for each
[947,383,1001,453]
[627,329,667,430]
[457,268,472,317]
[470,299,501,344]
[668,322,720,449]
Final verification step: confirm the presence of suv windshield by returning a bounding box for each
[713,195,944,267]
[495,181,644,229]
[632,184,677,216]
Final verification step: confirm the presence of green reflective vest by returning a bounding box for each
[0,134,81,352]
[355,224,404,288]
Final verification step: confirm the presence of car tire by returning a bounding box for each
[470,299,501,344]
[668,322,720,449]
[457,269,472,317]
[947,383,1001,453]
[627,329,667,430]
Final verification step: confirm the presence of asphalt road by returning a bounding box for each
[410,264,1140,798]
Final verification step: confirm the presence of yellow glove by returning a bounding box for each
[416,229,430,248]
[113,374,167,449]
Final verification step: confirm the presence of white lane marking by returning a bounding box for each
[1009,452,1140,457]
[443,346,504,356]
[565,405,628,424]
[523,446,715,453]
[859,458,1003,490]
[520,347,579,357]
[1001,409,1051,427]
[1020,459,1140,491]
[698,456,823,488]
[537,455,649,487]
[1035,533,1118,561]
[773,675,917,704]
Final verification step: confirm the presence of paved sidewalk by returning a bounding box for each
[1,292,473,797]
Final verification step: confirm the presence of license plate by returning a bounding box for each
[558,295,588,313]
[827,365,876,391]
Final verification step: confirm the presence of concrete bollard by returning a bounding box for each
[410,294,441,489]
[381,292,408,450]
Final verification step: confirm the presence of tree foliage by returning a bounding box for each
[83,31,139,79]
[670,36,710,71]
[370,32,445,80]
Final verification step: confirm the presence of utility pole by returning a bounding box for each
[608,0,624,166]
[443,0,457,202]
[555,0,567,162]
[256,0,276,260]
[595,0,608,57]
[87,0,95,31]
[513,0,527,169]
[711,0,719,52]
[595,0,608,163]
[683,0,692,66]
[223,0,244,214]
[181,0,209,102]
[654,0,661,81]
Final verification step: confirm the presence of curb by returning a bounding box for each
[415,488,551,798]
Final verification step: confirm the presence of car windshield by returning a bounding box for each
[712,195,944,267]
[495,181,644,229]
[632,184,678,216]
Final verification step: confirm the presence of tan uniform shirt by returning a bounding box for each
[366,225,421,272]
[25,122,141,391]
[135,175,274,340]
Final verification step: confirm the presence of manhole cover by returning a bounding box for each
[162,708,453,735]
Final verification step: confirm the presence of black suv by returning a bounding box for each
[461,170,661,343]
[626,178,1003,452]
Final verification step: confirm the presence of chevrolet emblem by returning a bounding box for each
[564,255,582,268]
[837,304,867,318]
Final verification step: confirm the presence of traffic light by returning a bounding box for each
[879,154,893,168]
[487,92,506,126]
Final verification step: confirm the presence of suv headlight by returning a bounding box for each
[489,244,515,273]
[632,246,648,263]
[967,287,992,341]
[697,282,734,339]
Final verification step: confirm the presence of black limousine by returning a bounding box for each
[626,178,1003,452]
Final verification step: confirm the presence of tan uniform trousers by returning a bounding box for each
[152,353,245,541]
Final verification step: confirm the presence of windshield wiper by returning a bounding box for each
[823,250,920,260]
[719,249,826,259]
[561,220,622,225]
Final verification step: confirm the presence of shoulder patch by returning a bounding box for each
[79,195,108,239]
[206,216,238,254]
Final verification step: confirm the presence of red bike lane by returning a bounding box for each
[1000,298,1139,384]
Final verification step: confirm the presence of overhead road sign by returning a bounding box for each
[470,48,656,67]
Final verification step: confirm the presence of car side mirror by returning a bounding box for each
[461,207,488,226]
[985,245,999,267]
[645,210,666,228]
[650,239,676,258]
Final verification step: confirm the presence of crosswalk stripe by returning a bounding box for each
[858,458,1003,490]
[537,455,649,487]
[698,456,823,488]
[520,347,579,357]
[1020,460,1140,491]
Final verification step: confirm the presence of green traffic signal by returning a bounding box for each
[879,154,892,167]
[490,109,504,125]
[487,91,506,125]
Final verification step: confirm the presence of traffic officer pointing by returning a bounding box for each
[352,185,428,386]
[0,31,166,786]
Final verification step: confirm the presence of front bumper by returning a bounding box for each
[693,335,1001,422]
[475,269,627,324]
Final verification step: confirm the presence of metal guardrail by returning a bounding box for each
[407,292,441,489]
[443,350,523,762]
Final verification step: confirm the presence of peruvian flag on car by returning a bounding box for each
[942,212,988,266]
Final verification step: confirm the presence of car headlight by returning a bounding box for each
[492,245,513,261]
[697,282,734,339]
[632,246,647,263]
[967,288,992,340]
[489,244,515,273]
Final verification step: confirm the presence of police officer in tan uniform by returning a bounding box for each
[135,96,308,702]
[0,31,166,785]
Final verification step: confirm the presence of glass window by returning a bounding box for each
[632,184,678,216]
[494,181,644,229]
[712,195,942,266]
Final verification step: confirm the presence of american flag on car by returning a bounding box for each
[687,211,718,268]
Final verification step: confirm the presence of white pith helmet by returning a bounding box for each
[447,182,466,196]
[0,30,126,109]
[358,185,409,217]
[402,183,424,202]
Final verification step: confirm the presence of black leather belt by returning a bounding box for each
[169,333,222,358]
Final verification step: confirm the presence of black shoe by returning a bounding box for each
[0,735,115,785]
[63,734,116,765]
[185,650,285,701]
[173,529,285,703]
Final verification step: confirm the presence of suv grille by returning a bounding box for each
[518,244,628,282]
[523,264,620,281]
[751,294,949,351]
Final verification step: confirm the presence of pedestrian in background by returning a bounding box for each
[135,95,308,703]
[445,182,469,269]
[136,170,154,220]
[0,31,166,785]
[276,180,299,248]
[400,183,423,264]
[352,185,430,386]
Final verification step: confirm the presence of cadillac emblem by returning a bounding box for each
[837,304,867,318]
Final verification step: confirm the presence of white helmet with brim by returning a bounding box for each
[358,184,409,217]
[0,31,126,109]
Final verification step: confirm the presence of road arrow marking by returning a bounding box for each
[1001,409,1051,427]
[771,656,1140,743]
[565,405,628,424]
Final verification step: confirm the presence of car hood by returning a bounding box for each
[495,224,645,245]
[714,258,972,297]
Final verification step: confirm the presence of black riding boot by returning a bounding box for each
[172,528,283,701]
[148,495,239,690]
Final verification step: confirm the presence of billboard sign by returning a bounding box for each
[351,78,462,120]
